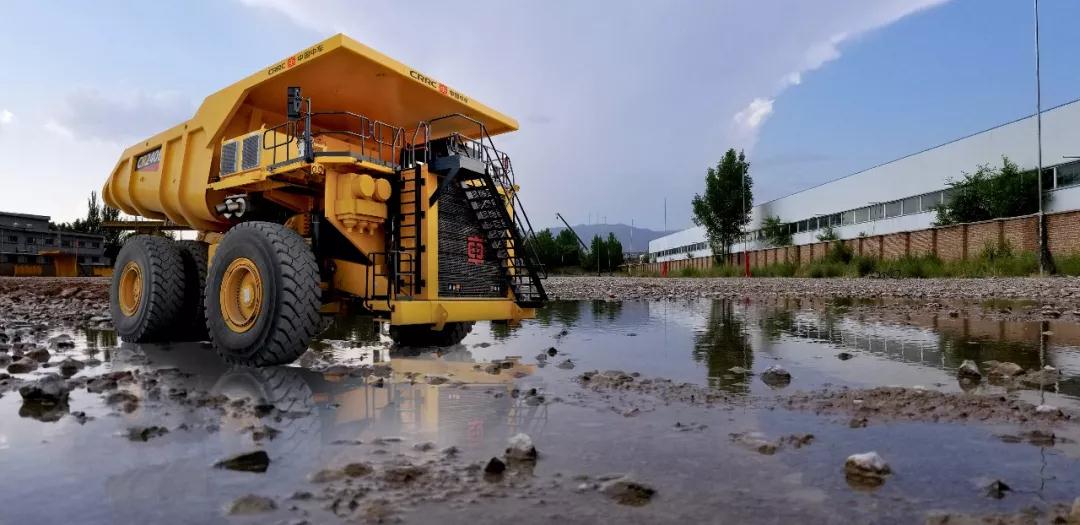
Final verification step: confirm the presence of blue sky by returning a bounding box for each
[1,0,1077,231]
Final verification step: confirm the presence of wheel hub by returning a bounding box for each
[118,261,143,317]
[220,257,263,333]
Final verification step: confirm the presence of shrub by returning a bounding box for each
[826,241,854,264]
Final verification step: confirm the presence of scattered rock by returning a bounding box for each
[25,347,50,362]
[985,479,1011,499]
[105,390,140,412]
[957,360,981,382]
[7,357,38,374]
[343,462,373,478]
[844,452,891,488]
[484,457,506,475]
[57,358,85,377]
[127,426,169,442]
[214,450,270,473]
[983,360,1024,379]
[760,365,791,388]
[727,366,751,374]
[556,359,575,370]
[837,352,854,361]
[383,465,426,485]
[600,478,656,506]
[227,494,277,515]
[505,433,538,463]
[18,374,70,404]
[308,468,345,483]
[547,347,558,357]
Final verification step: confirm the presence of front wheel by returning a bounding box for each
[110,236,185,343]
[389,322,474,348]
[205,222,322,367]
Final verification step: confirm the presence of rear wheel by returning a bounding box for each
[110,236,185,343]
[389,322,474,347]
[175,240,209,341]
[205,222,321,366]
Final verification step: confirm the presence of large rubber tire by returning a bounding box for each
[110,236,186,343]
[389,322,474,348]
[174,240,209,341]
[205,222,321,367]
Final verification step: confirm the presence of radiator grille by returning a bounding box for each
[438,184,505,298]
[220,141,238,176]
[241,134,261,170]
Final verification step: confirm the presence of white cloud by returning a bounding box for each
[43,119,74,139]
[734,98,775,130]
[0,109,13,125]
[49,88,194,143]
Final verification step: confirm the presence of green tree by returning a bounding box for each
[816,224,838,242]
[762,215,792,247]
[935,156,1044,225]
[582,234,605,272]
[606,232,624,269]
[52,191,125,260]
[555,229,583,266]
[692,149,752,259]
[530,228,559,269]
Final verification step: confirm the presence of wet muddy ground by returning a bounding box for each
[4,277,1080,523]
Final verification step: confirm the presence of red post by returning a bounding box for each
[744,251,751,277]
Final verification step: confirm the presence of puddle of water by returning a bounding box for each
[2,298,1080,523]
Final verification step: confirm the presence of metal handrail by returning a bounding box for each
[262,105,406,169]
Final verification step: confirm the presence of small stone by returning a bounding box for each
[308,468,344,483]
[983,360,1024,379]
[214,450,270,473]
[600,478,656,506]
[556,359,575,370]
[484,457,506,475]
[985,479,1011,499]
[227,494,276,515]
[57,358,85,377]
[7,357,38,374]
[760,365,791,388]
[1035,404,1062,416]
[837,352,854,360]
[844,452,891,488]
[25,347,50,363]
[18,374,70,404]
[546,347,558,357]
[727,366,751,374]
[127,426,169,442]
[105,391,139,412]
[957,360,981,382]
[383,465,426,485]
[505,433,538,462]
[413,441,436,452]
[343,463,373,477]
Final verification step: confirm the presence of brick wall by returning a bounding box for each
[642,211,1080,275]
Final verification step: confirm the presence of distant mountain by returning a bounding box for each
[545,223,668,253]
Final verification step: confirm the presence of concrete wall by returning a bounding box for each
[641,210,1077,275]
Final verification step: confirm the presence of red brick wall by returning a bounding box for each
[910,230,935,257]
[883,232,909,259]
[967,221,1002,256]
[937,224,966,261]
[640,211,1080,274]
[1003,216,1038,253]
[1048,210,1080,256]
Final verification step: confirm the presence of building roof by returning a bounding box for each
[0,211,50,221]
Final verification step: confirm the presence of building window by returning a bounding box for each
[91,242,100,249]
[868,205,883,221]
[44,237,54,246]
[902,197,919,215]
[854,207,869,224]
[1057,162,1080,188]
[842,211,854,225]
[91,256,99,263]
[77,240,86,248]
[61,240,72,248]
[884,201,902,218]
[1043,167,1057,190]
[26,237,35,245]
[920,192,941,212]
[16,255,26,264]
[7,235,16,243]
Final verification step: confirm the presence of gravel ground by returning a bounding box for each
[545,276,1080,302]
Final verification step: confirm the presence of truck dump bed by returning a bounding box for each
[102,34,519,231]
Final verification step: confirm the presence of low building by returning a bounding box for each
[651,98,1080,263]
[0,212,110,276]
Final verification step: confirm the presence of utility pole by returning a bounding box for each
[1034,0,1052,275]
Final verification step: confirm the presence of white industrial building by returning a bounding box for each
[650,99,1080,262]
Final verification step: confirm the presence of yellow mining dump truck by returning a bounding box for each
[102,34,546,366]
